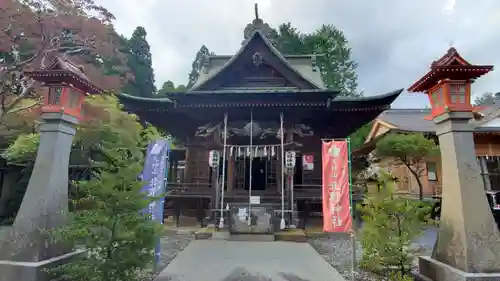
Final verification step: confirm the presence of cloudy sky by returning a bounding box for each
[97,0,500,108]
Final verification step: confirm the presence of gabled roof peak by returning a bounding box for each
[431,47,471,68]
[242,3,276,44]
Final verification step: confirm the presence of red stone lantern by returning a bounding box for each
[408,47,493,118]
[25,56,103,118]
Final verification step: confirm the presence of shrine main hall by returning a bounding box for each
[119,11,402,225]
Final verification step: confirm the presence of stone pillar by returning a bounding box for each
[0,112,83,281]
[417,111,500,280]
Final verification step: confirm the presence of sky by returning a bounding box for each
[96,0,500,108]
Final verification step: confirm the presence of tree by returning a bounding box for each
[359,172,432,277]
[375,133,439,200]
[157,80,187,95]
[2,95,166,279]
[0,0,127,126]
[474,92,496,106]
[275,23,361,97]
[187,45,214,89]
[46,132,163,281]
[349,122,372,150]
[2,94,163,221]
[123,26,156,97]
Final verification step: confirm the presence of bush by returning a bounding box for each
[358,172,432,276]
[387,271,414,281]
[46,142,164,281]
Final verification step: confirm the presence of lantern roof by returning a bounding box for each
[25,56,103,94]
[408,47,493,93]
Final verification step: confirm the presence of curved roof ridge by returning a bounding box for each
[189,30,323,91]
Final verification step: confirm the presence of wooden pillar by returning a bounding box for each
[183,147,190,183]
[173,160,179,183]
[227,156,235,191]
[277,151,282,193]
[211,167,218,211]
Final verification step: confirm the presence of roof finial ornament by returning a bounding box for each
[254,3,259,20]
[243,3,275,44]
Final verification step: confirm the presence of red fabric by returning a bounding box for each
[322,140,352,232]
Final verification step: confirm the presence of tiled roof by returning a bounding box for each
[377,103,500,133]
[378,109,434,132]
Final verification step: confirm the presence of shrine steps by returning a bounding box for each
[228,234,275,242]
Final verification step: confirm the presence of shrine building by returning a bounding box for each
[119,9,402,224]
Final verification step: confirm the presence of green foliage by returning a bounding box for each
[474,92,496,106]
[358,172,432,276]
[3,95,161,165]
[187,45,215,89]
[47,144,163,281]
[386,271,414,281]
[275,23,361,97]
[1,95,163,222]
[349,122,372,150]
[375,133,439,200]
[2,133,40,164]
[123,26,156,97]
[157,80,187,96]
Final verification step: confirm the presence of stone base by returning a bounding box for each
[0,250,84,281]
[413,256,500,281]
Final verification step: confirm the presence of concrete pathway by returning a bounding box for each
[155,240,346,281]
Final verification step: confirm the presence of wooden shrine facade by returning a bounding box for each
[119,9,403,218]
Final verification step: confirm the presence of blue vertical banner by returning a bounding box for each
[141,138,170,264]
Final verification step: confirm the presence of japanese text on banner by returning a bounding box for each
[322,140,352,232]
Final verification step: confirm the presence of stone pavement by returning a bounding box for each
[155,240,346,281]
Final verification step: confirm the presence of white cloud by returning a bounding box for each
[97,0,500,108]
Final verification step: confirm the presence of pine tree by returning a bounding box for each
[187,45,214,89]
[359,172,432,276]
[275,23,361,97]
[124,26,156,97]
[47,132,164,281]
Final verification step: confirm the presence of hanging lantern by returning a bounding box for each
[285,151,296,168]
[209,150,220,168]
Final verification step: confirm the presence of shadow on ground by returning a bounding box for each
[161,267,312,281]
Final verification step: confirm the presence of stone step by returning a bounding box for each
[228,234,275,242]
[211,231,230,240]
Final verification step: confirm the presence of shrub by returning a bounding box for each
[358,172,432,276]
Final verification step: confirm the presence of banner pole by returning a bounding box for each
[248,108,253,225]
[347,137,356,281]
[219,113,228,229]
[280,112,286,230]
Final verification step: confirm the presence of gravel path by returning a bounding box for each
[307,227,437,281]
[140,230,194,280]
[157,230,195,272]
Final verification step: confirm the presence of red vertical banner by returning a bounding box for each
[322,140,352,232]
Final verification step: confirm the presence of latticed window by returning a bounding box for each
[266,158,277,188]
[432,87,443,107]
[458,85,466,103]
[67,89,80,108]
[48,87,62,105]
[450,84,466,104]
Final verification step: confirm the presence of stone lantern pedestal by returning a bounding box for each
[0,56,102,281]
[0,112,84,281]
[414,112,500,281]
[408,48,500,281]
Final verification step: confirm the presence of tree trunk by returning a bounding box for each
[405,163,424,200]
